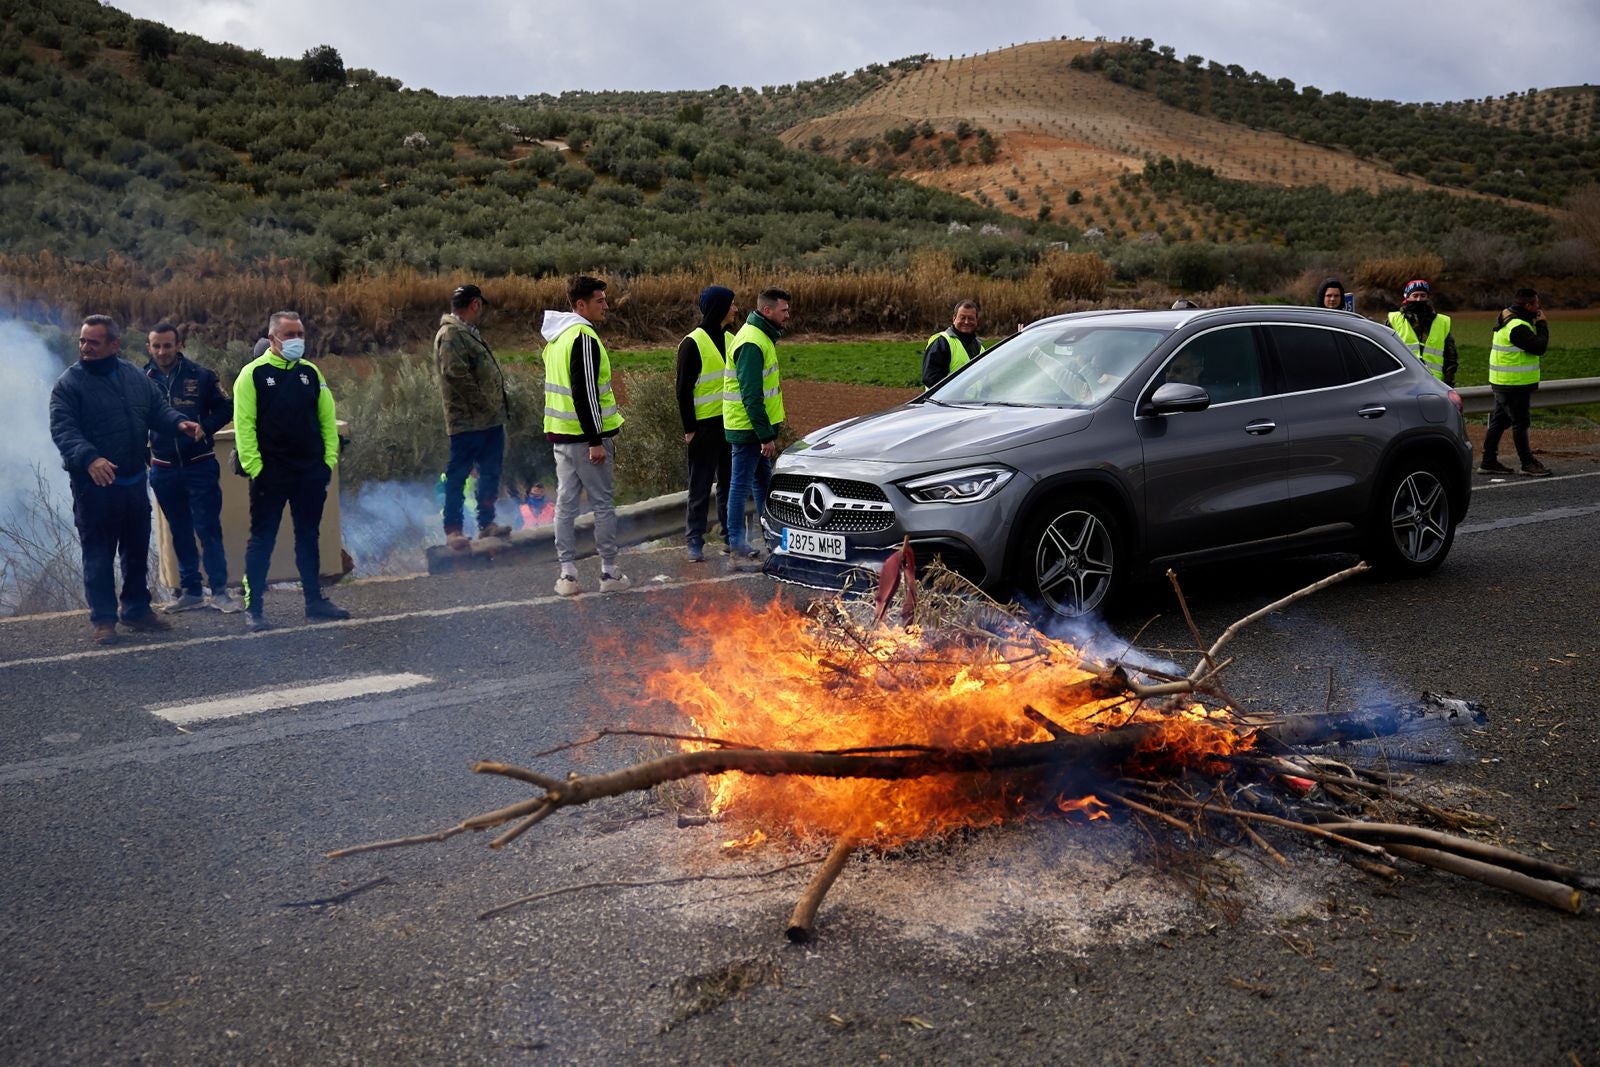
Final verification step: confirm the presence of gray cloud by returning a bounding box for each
[114,0,1599,102]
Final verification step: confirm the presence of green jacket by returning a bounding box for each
[724,311,784,445]
[434,313,508,435]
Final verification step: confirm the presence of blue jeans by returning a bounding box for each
[150,458,228,595]
[727,442,771,551]
[443,426,505,533]
[72,477,153,624]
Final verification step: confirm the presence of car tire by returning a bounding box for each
[1015,495,1124,618]
[1369,462,1456,576]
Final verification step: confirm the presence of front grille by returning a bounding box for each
[770,474,888,502]
[767,474,896,533]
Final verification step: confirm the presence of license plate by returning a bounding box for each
[780,527,846,560]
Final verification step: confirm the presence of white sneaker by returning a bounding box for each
[554,574,582,597]
[209,590,244,614]
[600,571,631,593]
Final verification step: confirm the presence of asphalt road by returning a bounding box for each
[2,460,1598,1065]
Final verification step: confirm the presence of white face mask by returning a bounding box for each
[280,338,306,361]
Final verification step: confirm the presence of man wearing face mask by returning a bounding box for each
[1386,279,1457,386]
[232,310,350,631]
[50,315,203,645]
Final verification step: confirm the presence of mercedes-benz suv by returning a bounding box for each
[761,305,1473,617]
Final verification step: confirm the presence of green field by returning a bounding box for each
[506,340,932,389]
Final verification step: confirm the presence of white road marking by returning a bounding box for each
[1474,470,1600,491]
[0,572,754,672]
[147,673,432,726]
[1457,503,1600,536]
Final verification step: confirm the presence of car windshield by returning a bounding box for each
[927,325,1168,408]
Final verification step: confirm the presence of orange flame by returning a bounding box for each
[641,594,1250,845]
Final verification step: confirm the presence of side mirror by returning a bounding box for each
[1143,382,1211,415]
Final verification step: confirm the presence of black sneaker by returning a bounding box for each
[245,613,272,633]
[305,598,351,621]
[1478,458,1514,475]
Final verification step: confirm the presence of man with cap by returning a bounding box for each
[435,283,512,551]
[676,286,736,562]
[1387,280,1457,386]
[1481,287,1552,477]
[921,300,983,388]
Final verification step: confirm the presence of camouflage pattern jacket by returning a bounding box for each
[434,313,508,435]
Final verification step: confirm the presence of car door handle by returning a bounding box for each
[1357,405,1387,419]
[1244,420,1276,435]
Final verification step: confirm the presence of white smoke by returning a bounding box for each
[339,479,521,576]
[0,318,78,615]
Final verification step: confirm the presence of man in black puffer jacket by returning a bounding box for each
[50,315,201,645]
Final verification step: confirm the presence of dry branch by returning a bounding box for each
[1387,845,1583,914]
[786,836,860,942]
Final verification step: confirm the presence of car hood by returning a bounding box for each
[793,402,1093,463]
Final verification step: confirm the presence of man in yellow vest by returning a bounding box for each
[542,275,630,595]
[920,299,983,387]
[1480,287,1551,477]
[1387,279,1457,386]
[723,287,790,559]
[676,285,736,562]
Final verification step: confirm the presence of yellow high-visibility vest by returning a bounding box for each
[722,323,784,431]
[686,327,729,421]
[1488,318,1540,386]
[1387,311,1451,381]
[925,328,982,373]
[543,323,623,436]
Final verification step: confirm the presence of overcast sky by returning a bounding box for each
[112,0,1598,104]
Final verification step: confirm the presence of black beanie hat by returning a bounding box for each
[698,285,735,322]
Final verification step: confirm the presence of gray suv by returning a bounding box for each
[761,306,1472,617]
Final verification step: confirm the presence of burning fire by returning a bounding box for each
[644,595,1251,845]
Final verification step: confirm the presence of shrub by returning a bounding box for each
[1034,249,1110,301]
[1354,252,1445,294]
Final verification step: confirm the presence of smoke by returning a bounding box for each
[339,479,521,576]
[0,318,78,616]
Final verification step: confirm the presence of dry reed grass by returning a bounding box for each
[1355,253,1446,296]
[0,250,1118,351]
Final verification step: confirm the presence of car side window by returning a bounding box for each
[1268,325,1355,393]
[1339,334,1404,380]
[1155,327,1264,405]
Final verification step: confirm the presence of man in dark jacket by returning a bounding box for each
[50,315,202,645]
[232,310,350,630]
[1481,288,1552,477]
[144,321,239,613]
[434,284,511,551]
[920,300,982,387]
[676,285,735,562]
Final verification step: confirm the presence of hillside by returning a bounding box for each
[0,1,1053,284]
[780,40,1594,244]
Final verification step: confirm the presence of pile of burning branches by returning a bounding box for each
[333,551,1596,937]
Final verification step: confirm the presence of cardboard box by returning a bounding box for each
[154,422,350,591]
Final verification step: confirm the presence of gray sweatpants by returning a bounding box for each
[552,438,619,569]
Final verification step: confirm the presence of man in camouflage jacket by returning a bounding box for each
[435,283,511,548]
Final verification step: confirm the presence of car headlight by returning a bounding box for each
[900,466,1015,504]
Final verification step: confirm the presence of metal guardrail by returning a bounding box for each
[1457,377,1600,415]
